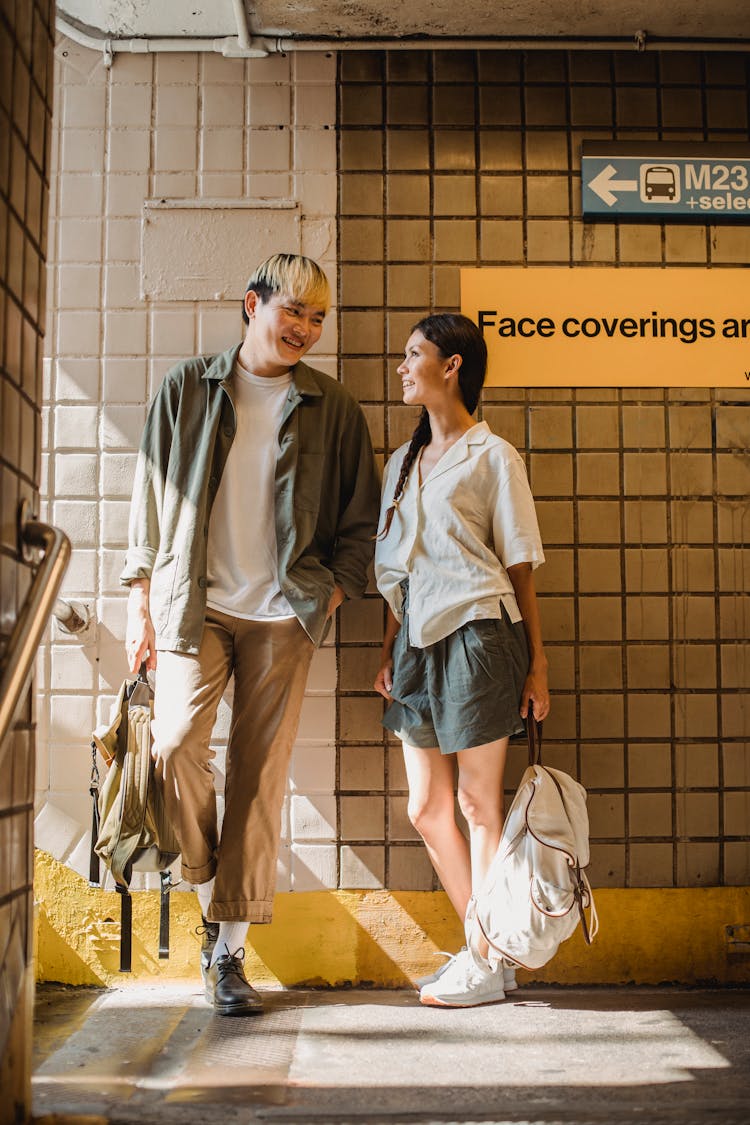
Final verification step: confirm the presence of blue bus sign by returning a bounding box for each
[582,142,750,220]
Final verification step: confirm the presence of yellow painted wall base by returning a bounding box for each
[34,851,750,988]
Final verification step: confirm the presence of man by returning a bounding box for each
[122,254,380,1015]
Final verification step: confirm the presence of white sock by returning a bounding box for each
[211,921,250,965]
[195,878,215,920]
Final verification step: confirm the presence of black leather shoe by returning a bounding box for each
[196,916,220,983]
[205,950,263,1016]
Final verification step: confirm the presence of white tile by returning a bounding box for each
[290,745,336,794]
[156,85,199,128]
[198,307,242,353]
[58,174,104,218]
[96,641,129,693]
[54,358,100,402]
[106,218,140,261]
[53,405,99,449]
[201,128,244,173]
[104,264,140,307]
[247,128,291,173]
[108,84,152,127]
[295,171,337,216]
[201,54,244,84]
[294,85,336,128]
[102,358,148,405]
[51,645,96,691]
[202,85,245,127]
[62,85,107,129]
[306,647,337,693]
[247,54,290,83]
[52,499,98,548]
[34,799,85,862]
[156,53,199,86]
[151,172,197,197]
[106,173,149,218]
[97,596,127,642]
[54,452,98,497]
[295,129,337,173]
[248,85,290,127]
[57,265,101,310]
[58,218,103,264]
[99,549,127,594]
[100,451,138,497]
[150,308,196,355]
[100,404,146,450]
[199,173,243,198]
[61,129,105,174]
[154,127,198,173]
[49,692,95,743]
[291,794,337,841]
[297,695,335,742]
[293,52,336,84]
[101,499,130,545]
[57,310,100,356]
[291,843,337,890]
[59,549,97,595]
[104,309,147,356]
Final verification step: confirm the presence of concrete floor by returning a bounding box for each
[33,983,750,1125]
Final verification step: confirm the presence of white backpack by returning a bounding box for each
[466,715,598,971]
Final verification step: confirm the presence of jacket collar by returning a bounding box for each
[202,347,323,397]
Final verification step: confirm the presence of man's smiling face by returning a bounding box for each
[243,289,326,377]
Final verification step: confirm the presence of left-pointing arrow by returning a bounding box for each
[588,163,638,206]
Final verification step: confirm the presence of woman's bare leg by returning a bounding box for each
[402,742,471,917]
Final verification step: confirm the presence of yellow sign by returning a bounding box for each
[460,267,750,387]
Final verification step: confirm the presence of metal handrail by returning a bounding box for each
[0,502,71,761]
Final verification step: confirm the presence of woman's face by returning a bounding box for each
[397,331,456,407]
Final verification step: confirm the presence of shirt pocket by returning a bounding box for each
[295,452,325,514]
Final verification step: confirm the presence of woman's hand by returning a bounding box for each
[374,658,394,702]
[520,661,550,722]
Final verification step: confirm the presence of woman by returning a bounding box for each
[374,313,549,1008]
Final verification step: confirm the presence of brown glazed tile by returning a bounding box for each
[629,843,674,887]
[628,792,673,836]
[580,744,625,788]
[480,130,522,170]
[676,843,720,886]
[386,130,430,170]
[675,744,719,788]
[579,646,623,690]
[340,746,385,791]
[627,644,670,690]
[627,692,671,738]
[578,549,622,592]
[628,743,672,787]
[588,843,627,887]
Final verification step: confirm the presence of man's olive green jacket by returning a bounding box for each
[120,345,381,651]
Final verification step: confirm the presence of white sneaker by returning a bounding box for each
[419,948,506,1008]
[417,947,518,992]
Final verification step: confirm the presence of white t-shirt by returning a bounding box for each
[374,421,545,648]
[206,361,296,620]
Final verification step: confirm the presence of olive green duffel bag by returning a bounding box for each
[89,663,180,971]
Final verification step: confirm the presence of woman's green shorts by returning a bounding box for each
[382,589,529,755]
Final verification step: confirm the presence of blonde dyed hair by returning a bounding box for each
[243,253,330,322]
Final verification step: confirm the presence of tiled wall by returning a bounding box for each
[38,43,749,902]
[336,49,750,891]
[38,43,342,892]
[0,0,54,1115]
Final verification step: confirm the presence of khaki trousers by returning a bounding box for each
[152,609,315,922]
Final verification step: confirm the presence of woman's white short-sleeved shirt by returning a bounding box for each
[374,421,544,648]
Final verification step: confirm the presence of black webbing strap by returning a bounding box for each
[526,705,543,767]
[89,741,100,886]
[118,884,133,973]
[158,871,171,960]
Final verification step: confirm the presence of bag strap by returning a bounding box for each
[118,882,133,973]
[526,704,543,767]
[88,739,101,886]
[158,871,171,960]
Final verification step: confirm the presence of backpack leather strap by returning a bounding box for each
[88,740,100,886]
[526,705,543,767]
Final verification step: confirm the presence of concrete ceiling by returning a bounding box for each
[57,1,750,49]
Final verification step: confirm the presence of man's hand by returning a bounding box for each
[125,581,157,673]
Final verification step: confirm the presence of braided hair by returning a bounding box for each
[377,313,487,539]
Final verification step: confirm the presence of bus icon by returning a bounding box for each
[641,164,680,203]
